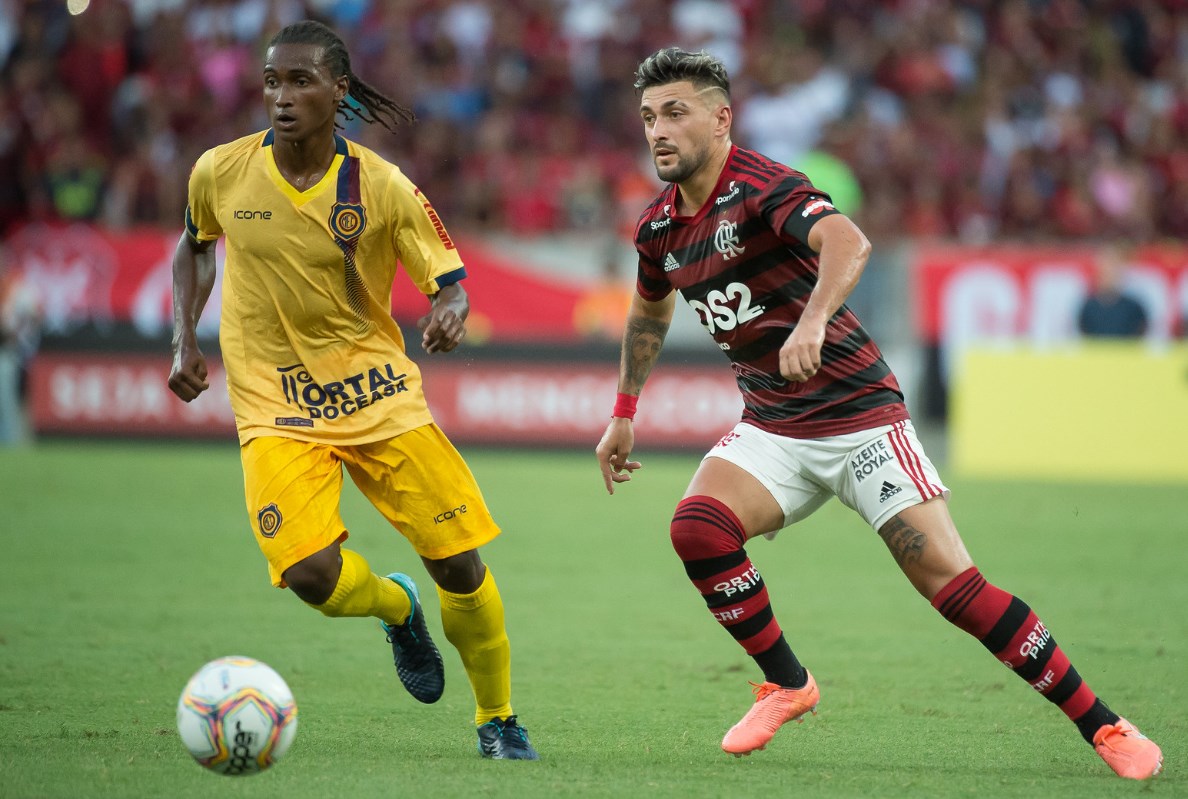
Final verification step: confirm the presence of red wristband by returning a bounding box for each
[612,392,638,420]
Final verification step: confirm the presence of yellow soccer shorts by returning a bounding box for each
[240,423,501,587]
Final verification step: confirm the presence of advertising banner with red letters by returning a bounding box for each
[13,225,1182,353]
[914,245,1188,347]
[29,352,236,437]
[29,353,742,449]
[416,360,742,448]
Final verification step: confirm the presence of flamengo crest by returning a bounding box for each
[714,219,745,259]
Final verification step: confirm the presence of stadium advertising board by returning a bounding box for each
[4,223,589,343]
[28,352,235,437]
[914,245,1188,351]
[951,344,1188,483]
[29,353,742,448]
[919,247,1188,482]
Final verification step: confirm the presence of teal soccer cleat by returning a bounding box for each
[477,716,539,760]
[380,573,445,704]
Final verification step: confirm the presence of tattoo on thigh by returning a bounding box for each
[878,517,927,567]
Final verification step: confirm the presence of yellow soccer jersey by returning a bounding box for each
[186,130,465,445]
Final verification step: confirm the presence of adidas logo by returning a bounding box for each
[878,481,902,503]
[663,253,681,272]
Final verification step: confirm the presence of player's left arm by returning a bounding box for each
[780,214,871,382]
[385,167,469,354]
[419,282,468,354]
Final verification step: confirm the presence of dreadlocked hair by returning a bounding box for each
[633,47,731,100]
[268,20,415,132]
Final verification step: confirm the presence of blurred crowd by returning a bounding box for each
[1,0,1186,244]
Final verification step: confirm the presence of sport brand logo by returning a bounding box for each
[714,219,745,259]
[878,481,902,503]
[663,253,681,272]
[434,504,468,524]
[715,180,741,206]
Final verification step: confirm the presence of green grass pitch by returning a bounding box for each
[0,441,1183,798]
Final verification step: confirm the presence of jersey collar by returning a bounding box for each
[261,130,348,206]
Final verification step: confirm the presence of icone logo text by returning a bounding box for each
[234,209,272,220]
[434,504,468,524]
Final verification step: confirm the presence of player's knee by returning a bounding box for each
[284,554,340,607]
[670,495,747,560]
[423,549,484,594]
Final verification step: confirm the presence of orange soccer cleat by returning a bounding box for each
[721,671,820,756]
[1093,718,1163,780]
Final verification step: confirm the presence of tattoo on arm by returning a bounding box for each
[621,316,669,392]
[878,517,927,568]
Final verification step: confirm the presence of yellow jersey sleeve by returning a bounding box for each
[185,149,222,242]
[388,170,466,295]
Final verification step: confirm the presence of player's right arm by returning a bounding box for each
[169,150,222,403]
[168,233,217,402]
[595,289,675,494]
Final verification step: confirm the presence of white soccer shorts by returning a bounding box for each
[703,419,949,533]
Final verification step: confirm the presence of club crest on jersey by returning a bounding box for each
[714,219,745,260]
[329,202,366,241]
[257,503,283,538]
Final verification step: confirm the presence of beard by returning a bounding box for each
[654,147,706,184]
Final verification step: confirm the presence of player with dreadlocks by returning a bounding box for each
[168,20,539,760]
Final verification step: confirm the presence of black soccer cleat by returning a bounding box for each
[477,716,540,760]
[380,573,445,704]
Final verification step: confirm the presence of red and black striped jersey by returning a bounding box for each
[634,145,908,439]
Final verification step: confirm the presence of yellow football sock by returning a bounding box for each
[437,567,513,725]
[311,548,411,626]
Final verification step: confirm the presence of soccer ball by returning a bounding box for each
[176,656,298,776]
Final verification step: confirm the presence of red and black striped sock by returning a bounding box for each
[932,567,1119,743]
[670,495,806,688]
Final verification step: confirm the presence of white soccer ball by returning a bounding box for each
[176,656,298,776]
